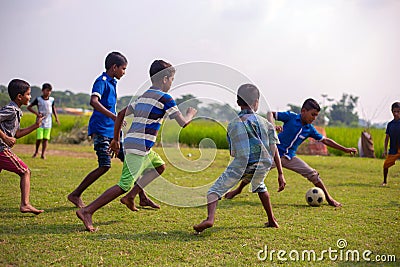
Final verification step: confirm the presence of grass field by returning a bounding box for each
[0,144,399,266]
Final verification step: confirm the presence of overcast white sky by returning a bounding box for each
[1,0,399,123]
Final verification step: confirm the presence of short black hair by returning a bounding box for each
[391,102,400,110]
[42,83,52,91]
[301,98,321,111]
[237,84,260,107]
[149,60,175,83]
[105,51,128,70]
[8,79,30,101]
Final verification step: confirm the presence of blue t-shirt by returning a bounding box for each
[124,87,180,155]
[276,111,324,159]
[386,119,400,155]
[88,72,117,138]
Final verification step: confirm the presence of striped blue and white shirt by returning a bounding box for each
[124,87,180,155]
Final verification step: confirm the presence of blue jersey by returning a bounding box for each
[124,87,180,155]
[276,111,324,159]
[88,72,117,138]
[386,119,400,155]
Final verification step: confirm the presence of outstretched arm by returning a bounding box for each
[174,107,197,128]
[321,137,357,155]
[15,114,43,139]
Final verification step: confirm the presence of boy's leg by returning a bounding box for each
[224,180,249,199]
[283,156,341,207]
[193,193,219,233]
[68,134,112,208]
[41,139,48,159]
[382,168,388,186]
[33,140,41,157]
[258,192,278,228]
[19,170,44,214]
[68,166,110,208]
[41,128,51,159]
[76,185,125,232]
[121,164,165,211]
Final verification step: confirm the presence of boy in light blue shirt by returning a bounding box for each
[194,84,286,233]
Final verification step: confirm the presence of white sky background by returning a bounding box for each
[0,0,399,123]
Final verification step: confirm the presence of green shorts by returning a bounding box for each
[36,127,51,140]
[117,150,165,192]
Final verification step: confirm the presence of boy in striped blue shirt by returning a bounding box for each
[76,60,197,232]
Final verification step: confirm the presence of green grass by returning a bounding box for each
[0,144,399,266]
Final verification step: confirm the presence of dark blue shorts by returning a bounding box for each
[93,134,124,167]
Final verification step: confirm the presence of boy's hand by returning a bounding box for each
[186,107,197,117]
[109,139,120,157]
[275,125,283,133]
[277,173,286,192]
[346,147,357,156]
[35,114,44,127]
[3,135,16,148]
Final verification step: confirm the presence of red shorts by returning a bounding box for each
[0,149,29,175]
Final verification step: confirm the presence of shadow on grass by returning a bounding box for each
[85,224,265,242]
[337,182,377,188]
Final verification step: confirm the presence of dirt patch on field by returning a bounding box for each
[11,144,96,159]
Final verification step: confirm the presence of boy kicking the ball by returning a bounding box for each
[193,84,286,233]
[225,98,357,207]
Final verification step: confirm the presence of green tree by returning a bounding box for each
[328,93,359,126]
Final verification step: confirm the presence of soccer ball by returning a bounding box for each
[305,187,325,207]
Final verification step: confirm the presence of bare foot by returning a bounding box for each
[264,221,279,228]
[381,183,387,186]
[139,198,160,209]
[32,153,37,158]
[68,194,85,208]
[193,220,214,233]
[41,155,46,160]
[76,209,96,232]
[20,204,44,215]
[224,188,240,199]
[327,198,342,207]
[120,197,138,211]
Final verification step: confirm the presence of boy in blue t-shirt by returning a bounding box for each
[27,83,59,159]
[382,102,400,186]
[76,60,197,232]
[68,52,127,208]
[225,98,357,207]
[68,52,161,210]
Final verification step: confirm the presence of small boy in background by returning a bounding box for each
[0,79,44,214]
[27,82,60,159]
[193,84,286,233]
[382,102,400,186]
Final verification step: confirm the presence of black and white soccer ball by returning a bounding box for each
[305,187,325,207]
